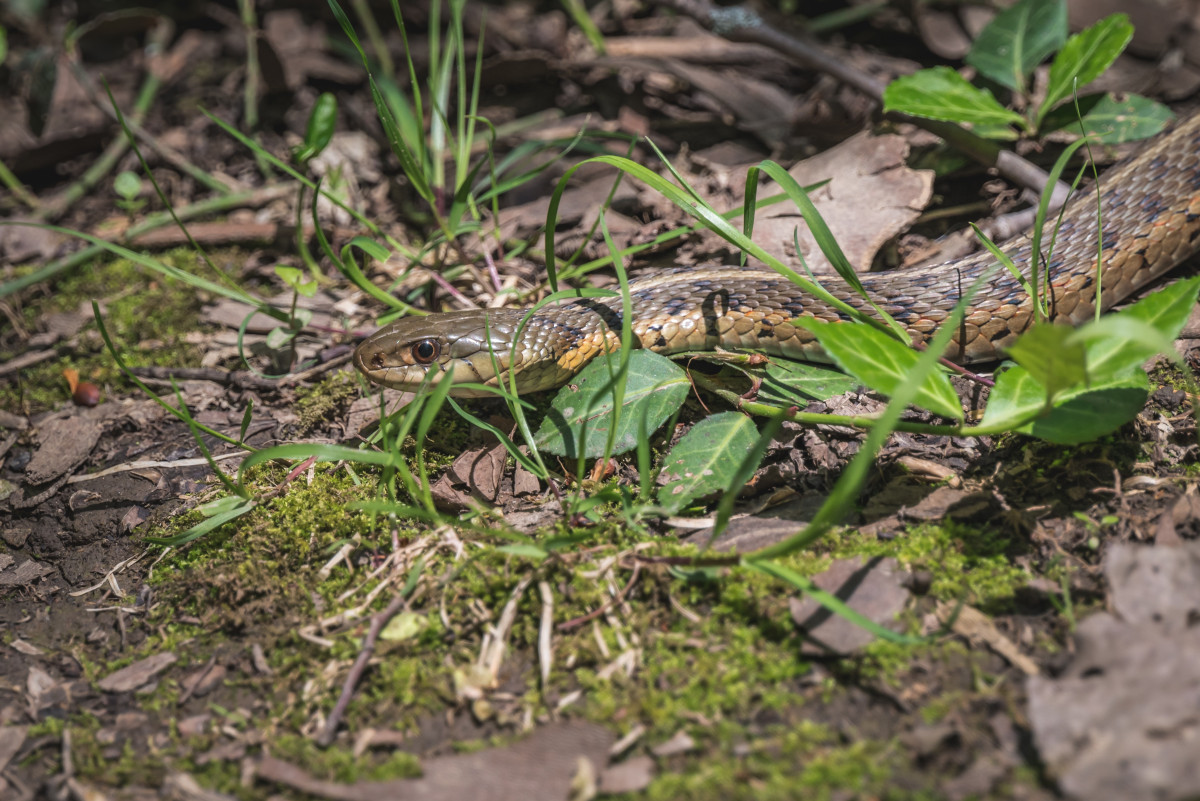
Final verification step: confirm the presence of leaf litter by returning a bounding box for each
[4,1,1200,799]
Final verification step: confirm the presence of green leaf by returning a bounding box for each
[379,611,428,642]
[795,320,964,421]
[533,350,690,458]
[1003,324,1088,401]
[1077,94,1173,144]
[1025,372,1149,443]
[966,0,1067,91]
[113,171,141,201]
[274,266,303,287]
[266,327,298,349]
[883,67,1025,129]
[757,358,859,406]
[981,366,1149,443]
[980,365,1047,430]
[1040,14,1133,124]
[658,412,759,515]
[1072,276,1200,378]
[294,92,338,164]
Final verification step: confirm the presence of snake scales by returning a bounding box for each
[355,111,1200,397]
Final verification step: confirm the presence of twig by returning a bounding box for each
[316,590,409,747]
[129,365,283,390]
[537,580,554,690]
[557,562,642,631]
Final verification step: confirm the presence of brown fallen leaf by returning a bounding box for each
[751,131,934,274]
[789,556,911,655]
[97,652,178,693]
[1028,542,1200,801]
[0,726,27,774]
[448,442,508,505]
[598,755,656,795]
[256,720,614,801]
[23,414,103,485]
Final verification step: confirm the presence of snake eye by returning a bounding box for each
[411,339,440,364]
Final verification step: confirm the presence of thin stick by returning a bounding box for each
[316,590,408,747]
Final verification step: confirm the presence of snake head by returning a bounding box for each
[353,309,529,398]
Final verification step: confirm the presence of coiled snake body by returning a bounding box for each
[355,112,1200,396]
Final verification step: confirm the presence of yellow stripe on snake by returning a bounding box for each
[355,112,1200,397]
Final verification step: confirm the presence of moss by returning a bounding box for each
[270,734,422,783]
[818,523,1028,613]
[643,726,910,800]
[1,250,212,414]
[293,372,361,436]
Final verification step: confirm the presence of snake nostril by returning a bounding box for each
[370,353,385,370]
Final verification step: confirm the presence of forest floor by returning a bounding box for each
[3,1,1200,799]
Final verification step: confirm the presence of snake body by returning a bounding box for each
[355,112,1200,396]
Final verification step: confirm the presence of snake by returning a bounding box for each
[354,111,1200,397]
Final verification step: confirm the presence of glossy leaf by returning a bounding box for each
[883,67,1025,129]
[1004,323,1087,401]
[966,0,1066,91]
[1077,94,1172,143]
[533,350,690,458]
[796,319,964,421]
[658,412,758,514]
[981,366,1149,443]
[757,358,859,406]
[1040,14,1133,122]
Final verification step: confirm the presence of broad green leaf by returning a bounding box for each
[979,365,1047,430]
[275,266,303,285]
[658,412,758,514]
[266,327,297,349]
[1003,324,1087,401]
[1078,94,1172,143]
[981,366,1149,443]
[533,350,690,458]
[795,320,963,421]
[883,67,1025,129]
[1040,14,1133,123]
[757,358,859,406]
[379,611,428,642]
[1025,372,1149,443]
[1037,93,1106,134]
[113,171,141,200]
[1072,276,1200,378]
[966,0,1067,91]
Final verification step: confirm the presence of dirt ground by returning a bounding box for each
[5,1,1200,799]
